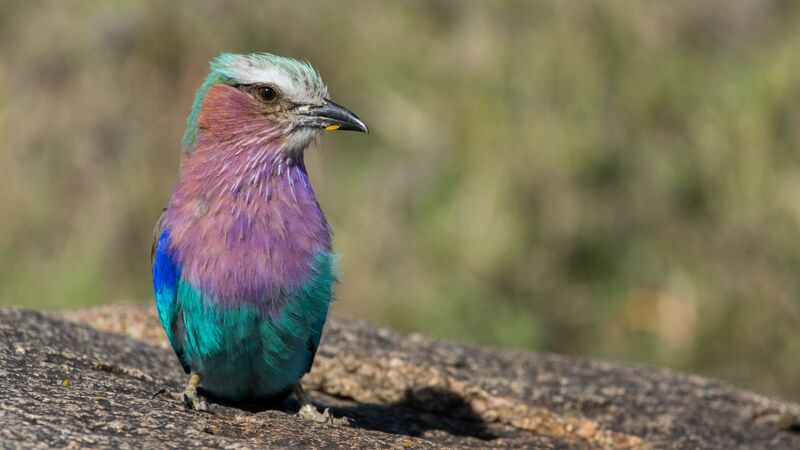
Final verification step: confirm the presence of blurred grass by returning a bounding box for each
[2,0,800,400]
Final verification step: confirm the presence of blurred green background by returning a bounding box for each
[2,0,800,400]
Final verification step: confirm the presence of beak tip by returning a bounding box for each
[340,110,369,134]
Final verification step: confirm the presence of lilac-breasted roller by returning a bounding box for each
[151,53,367,422]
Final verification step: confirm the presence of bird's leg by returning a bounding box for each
[179,372,209,411]
[292,383,349,426]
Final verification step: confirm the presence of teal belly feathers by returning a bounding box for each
[153,233,336,401]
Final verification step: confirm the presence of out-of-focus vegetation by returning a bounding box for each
[1,0,800,399]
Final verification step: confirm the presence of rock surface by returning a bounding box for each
[1,304,799,449]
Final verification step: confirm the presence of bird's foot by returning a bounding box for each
[297,404,350,426]
[179,391,209,412]
[155,388,209,412]
[175,372,209,412]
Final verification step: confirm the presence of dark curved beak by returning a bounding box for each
[295,98,369,133]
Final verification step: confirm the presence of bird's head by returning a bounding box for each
[182,53,367,156]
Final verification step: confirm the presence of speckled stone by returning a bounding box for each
[0,305,798,449]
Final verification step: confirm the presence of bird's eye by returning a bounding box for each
[256,86,277,103]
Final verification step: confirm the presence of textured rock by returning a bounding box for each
[0,304,798,449]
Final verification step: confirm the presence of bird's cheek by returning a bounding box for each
[283,127,321,154]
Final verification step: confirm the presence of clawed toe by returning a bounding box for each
[297,404,349,426]
[151,388,167,399]
[153,387,209,412]
[180,392,209,412]
[174,372,209,412]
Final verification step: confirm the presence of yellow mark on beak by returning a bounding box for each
[325,125,340,131]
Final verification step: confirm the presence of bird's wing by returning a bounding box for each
[151,210,190,373]
[305,317,325,374]
[150,208,167,264]
[302,253,337,374]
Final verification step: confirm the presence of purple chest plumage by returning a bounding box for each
[164,133,331,310]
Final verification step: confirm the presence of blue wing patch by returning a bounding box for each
[152,228,189,373]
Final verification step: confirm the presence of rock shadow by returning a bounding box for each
[334,386,497,441]
[206,386,496,441]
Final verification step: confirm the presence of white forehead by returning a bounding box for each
[211,53,328,103]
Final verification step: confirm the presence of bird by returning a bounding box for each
[151,52,367,423]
